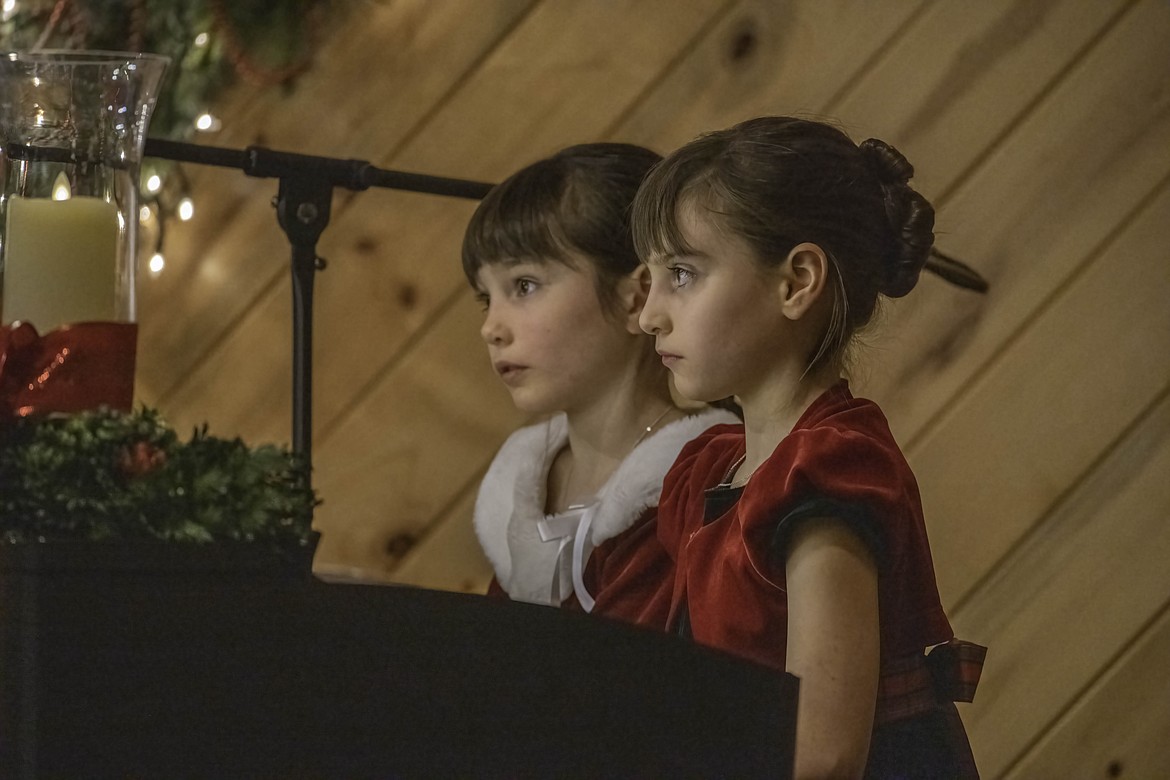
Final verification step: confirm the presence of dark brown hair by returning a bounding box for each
[463,143,662,312]
[632,116,934,368]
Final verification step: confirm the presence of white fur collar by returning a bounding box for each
[473,407,739,603]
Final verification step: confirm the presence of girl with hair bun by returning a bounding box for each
[634,117,985,778]
[464,143,738,625]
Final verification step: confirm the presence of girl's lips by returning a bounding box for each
[494,362,527,384]
[657,352,680,367]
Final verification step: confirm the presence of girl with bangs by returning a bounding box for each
[634,118,985,778]
[463,143,737,625]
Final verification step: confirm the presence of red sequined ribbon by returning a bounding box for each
[0,321,137,420]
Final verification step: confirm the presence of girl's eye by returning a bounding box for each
[669,266,695,288]
[515,277,538,296]
[474,292,490,312]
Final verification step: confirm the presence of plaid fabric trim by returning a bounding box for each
[876,652,938,725]
[876,639,988,725]
[931,645,987,706]
[928,639,988,703]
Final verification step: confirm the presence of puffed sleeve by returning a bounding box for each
[739,405,908,556]
[736,403,948,650]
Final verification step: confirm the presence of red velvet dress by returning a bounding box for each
[657,382,982,777]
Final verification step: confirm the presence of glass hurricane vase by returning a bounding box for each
[0,50,168,332]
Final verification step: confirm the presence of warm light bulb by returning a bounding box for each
[194,113,220,132]
[149,253,166,274]
[146,174,162,193]
[51,172,71,200]
[2,0,17,23]
[177,198,195,221]
[140,205,153,222]
[194,32,210,47]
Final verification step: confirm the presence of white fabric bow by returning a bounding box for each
[537,502,598,612]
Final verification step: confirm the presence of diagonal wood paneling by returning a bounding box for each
[616,0,929,151]
[856,0,1162,448]
[391,487,482,592]
[1005,594,1170,779]
[952,362,1170,773]
[942,174,1170,770]
[826,0,1135,200]
[311,297,522,574]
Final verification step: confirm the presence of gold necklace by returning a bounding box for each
[632,404,674,449]
[557,404,674,509]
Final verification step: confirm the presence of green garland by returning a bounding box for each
[1,0,340,140]
[0,407,318,549]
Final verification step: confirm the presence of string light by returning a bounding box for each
[194,32,210,47]
[194,112,221,132]
[141,164,195,272]
[1,0,16,23]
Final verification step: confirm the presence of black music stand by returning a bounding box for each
[0,542,798,778]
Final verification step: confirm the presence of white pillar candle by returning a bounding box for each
[2,190,120,332]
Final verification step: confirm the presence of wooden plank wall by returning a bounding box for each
[134,1,1170,774]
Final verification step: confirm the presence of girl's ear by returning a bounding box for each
[618,264,652,335]
[778,242,830,321]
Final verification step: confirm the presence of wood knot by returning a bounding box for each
[354,236,378,254]
[729,23,758,63]
[397,283,418,309]
[1107,760,1124,778]
[384,532,417,560]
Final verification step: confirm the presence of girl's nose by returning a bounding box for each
[480,306,511,346]
[639,291,669,336]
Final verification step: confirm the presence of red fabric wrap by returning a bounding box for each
[0,321,137,420]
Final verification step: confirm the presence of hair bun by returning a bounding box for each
[859,138,934,297]
[859,138,914,185]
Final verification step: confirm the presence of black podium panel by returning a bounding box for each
[0,543,797,778]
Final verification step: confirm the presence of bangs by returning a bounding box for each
[631,154,727,263]
[462,165,577,287]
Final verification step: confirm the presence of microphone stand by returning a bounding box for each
[142,139,493,479]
